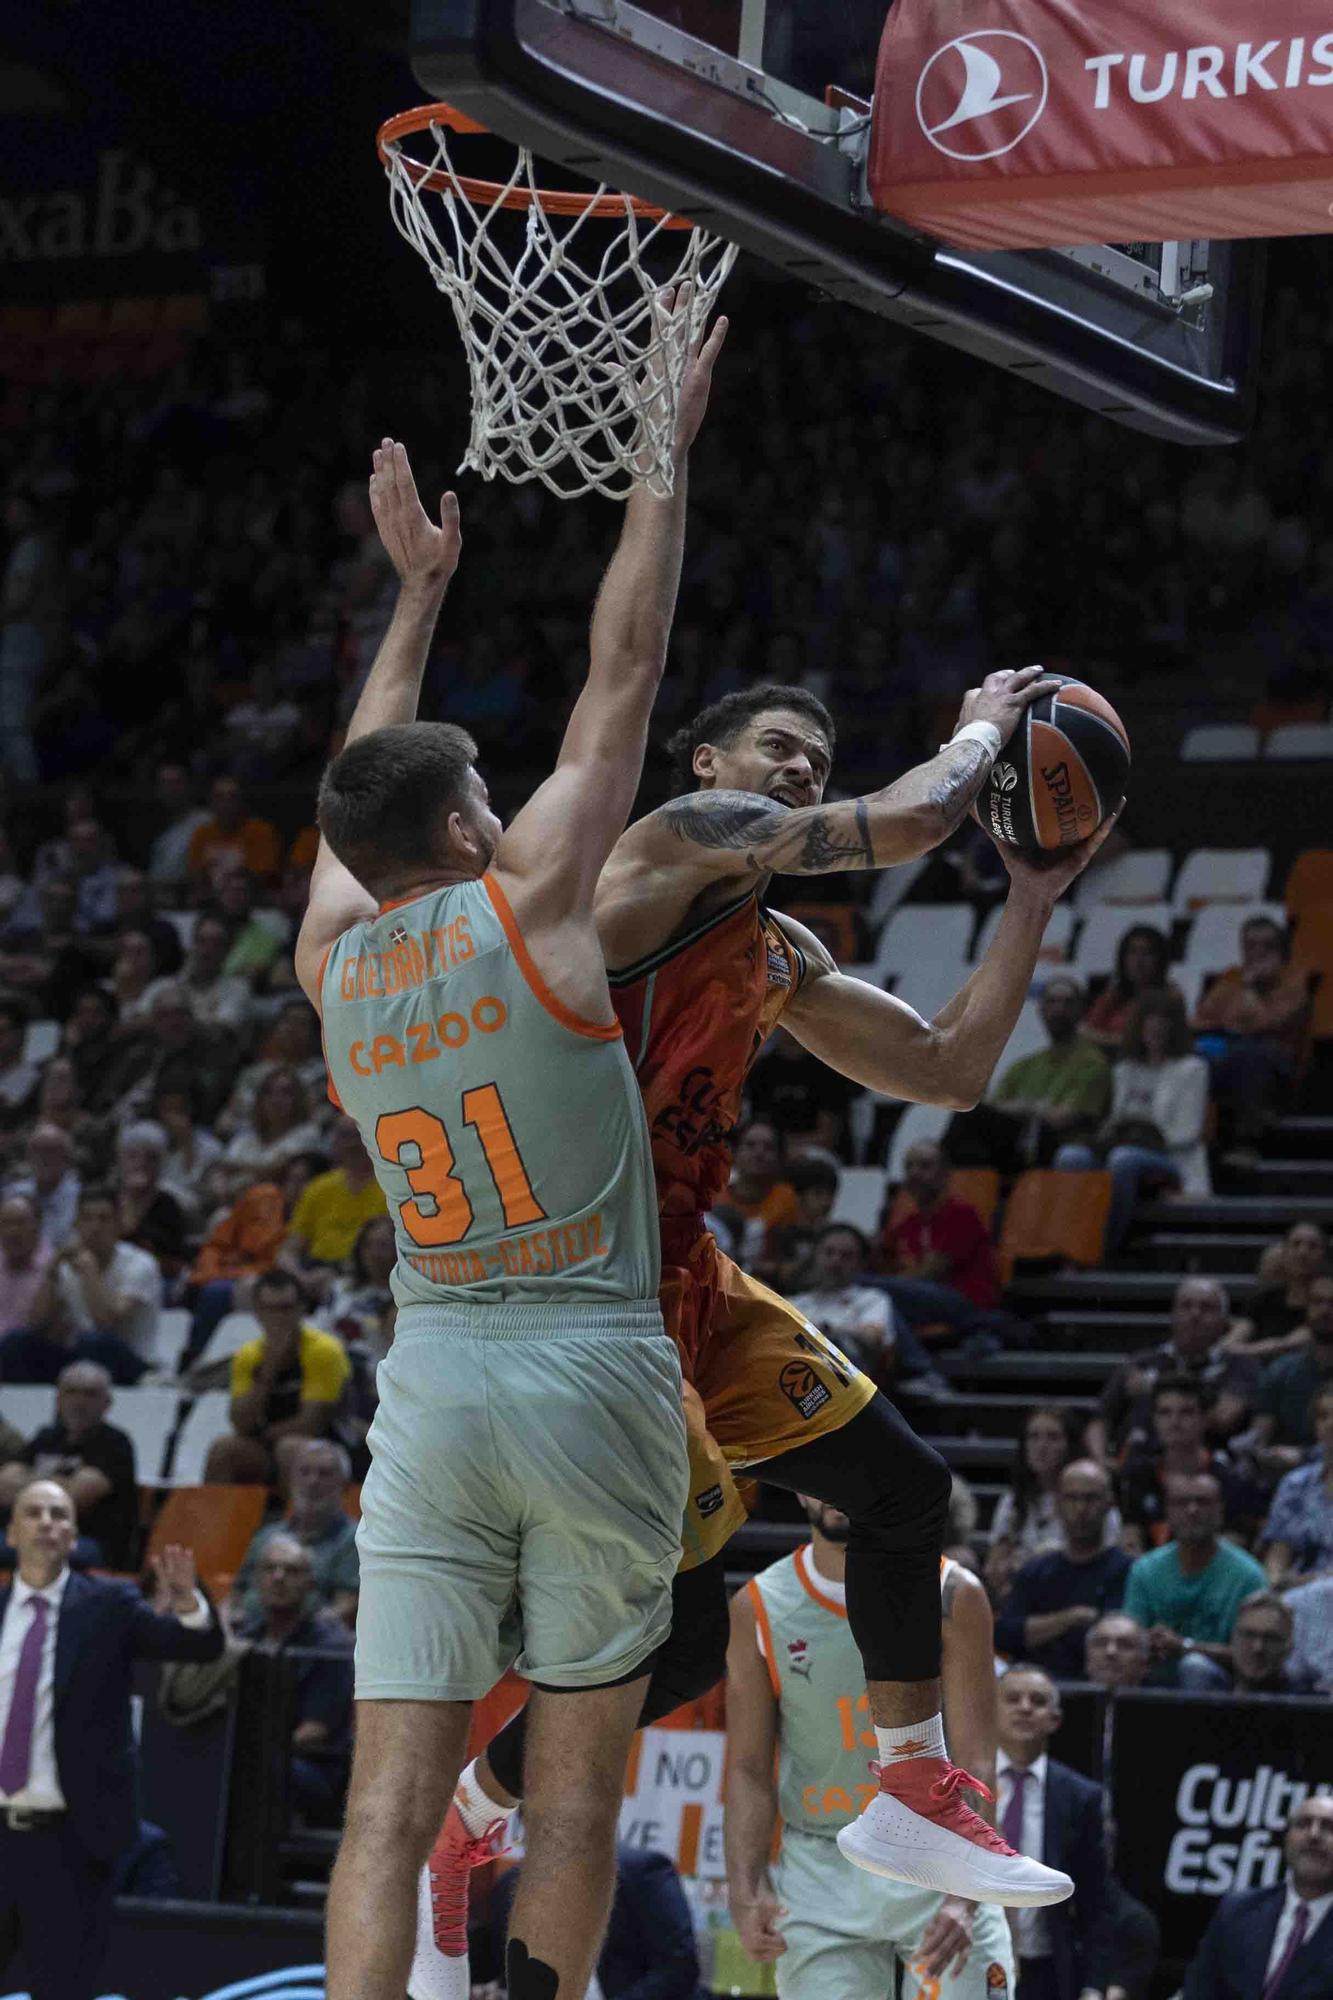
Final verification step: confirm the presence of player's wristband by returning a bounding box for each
[938,720,1002,763]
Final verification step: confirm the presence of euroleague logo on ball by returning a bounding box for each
[916,32,1049,160]
[992,762,1019,793]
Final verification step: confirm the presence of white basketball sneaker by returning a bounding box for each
[408,1802,508,2000]
[836,1759,1074,1908]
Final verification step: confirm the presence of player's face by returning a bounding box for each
[800,1495,850,1543]
[700,711,831,809]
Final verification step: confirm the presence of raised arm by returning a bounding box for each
[294,440,461,1001]
[617,668,1057,887]
[779,814,1119,1110]
[492,307,727,919]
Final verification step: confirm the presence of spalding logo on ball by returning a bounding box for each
[985,673,1129,851]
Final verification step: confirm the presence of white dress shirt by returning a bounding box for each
[1264,1884,1333,1982]
[0,1567,211,1811]
[997,1752,1050,1958]
[57,1240,163,1360]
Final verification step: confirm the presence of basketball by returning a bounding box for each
[981,674,1130,852]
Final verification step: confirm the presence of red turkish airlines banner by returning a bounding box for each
[868,0,1333,248]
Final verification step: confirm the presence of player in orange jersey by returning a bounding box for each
[412,678,1114,1996]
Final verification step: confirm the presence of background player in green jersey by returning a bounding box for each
[295,306,727,2000]
[727,1498,1016,2000]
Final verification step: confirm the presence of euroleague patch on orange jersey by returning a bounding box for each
[779,1358,832,1420]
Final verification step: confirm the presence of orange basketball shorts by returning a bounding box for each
[661,1224,877,1569]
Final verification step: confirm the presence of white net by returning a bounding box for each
[381,114,738,500]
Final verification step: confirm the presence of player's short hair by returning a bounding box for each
[665,684,836,795]
[317,722,479,884]
[1152,1372,1205,1410]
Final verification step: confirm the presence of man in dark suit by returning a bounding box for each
[1184,1794,1333,2000]
[0,1476,223,2000]
[474,1843,705,1999]
[997,1663,1156,2000]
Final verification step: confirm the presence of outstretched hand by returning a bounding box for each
[671,303,728,464]
[369,437,461,592]
[997,803,1124,904]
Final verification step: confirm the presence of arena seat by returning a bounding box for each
[1263,723,1333,760]
[0,1384,56,1437]
[21,1019,59,1066]
[891,958,972,1021]
[149,1307,192,1376]
[1071,903,1172,977]
[885,1101,952,1181]
[994,998,1047,1072]
[184,1309,261,1388]
[1294,917,1333,1039]
[999,1170,1111,1271]
[972,902,1074,963]
[872,903,973,980]
[168,1390,235,1484]
[1180,901,1288,972]
[146,1484,266,1597]
[108,1386,183,1485]
[1285,850,1333,923]
[1172,848,1270,911]
[829,1165,887,1236]
[1072,847,1173,909]
[1180,724,1260,761]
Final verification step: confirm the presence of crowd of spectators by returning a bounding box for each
[4,251,1333,1991]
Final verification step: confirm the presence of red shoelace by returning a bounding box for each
[428,1818,507,1956]
[872,1760,1016,1856]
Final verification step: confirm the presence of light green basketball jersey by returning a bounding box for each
[750,1546,960,1840]
[320,872,660,1310]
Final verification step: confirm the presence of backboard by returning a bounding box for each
[406,0,1263,445]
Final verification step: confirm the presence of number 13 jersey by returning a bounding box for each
[320,873,660,1311]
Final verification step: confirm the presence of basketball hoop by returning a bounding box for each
[377,104,738,500]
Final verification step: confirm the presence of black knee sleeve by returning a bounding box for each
[485,1554,730,1799]
[758,1396,951,1683]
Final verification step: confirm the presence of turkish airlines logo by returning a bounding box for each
[916,31,1049,160]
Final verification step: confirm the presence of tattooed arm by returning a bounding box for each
[775,813,1119,1108]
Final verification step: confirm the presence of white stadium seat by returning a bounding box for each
[1263,723,1333,760]
[22,1019,60,1065]
[149,1306,192,1375]
[1180,724,1260,761]
[107,1385,184,1485]
[830,1165,888,1236]
[1180,901,1289,971]
[886,1102,953,1182]
[1172,849,1270,911]
[183,1310,260,1387]
[993,999,1047,1077]
[162,909,196,951]
[891,959,972,1022]
[872,903,974,980]
[0,1384,56,1439]
[1073,848,1172,910]
[168,1391,234,1485]
[1071,904,1172,977]
[973,902,1074,963]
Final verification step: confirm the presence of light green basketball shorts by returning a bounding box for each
[775,1827,1015,2000]
[354,1300,687,1701]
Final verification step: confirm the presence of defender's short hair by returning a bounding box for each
[666,685,835,796]
[317,722,479,883]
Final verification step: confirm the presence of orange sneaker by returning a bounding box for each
[836,1759,1074,1908]
[410,1803,509,2000]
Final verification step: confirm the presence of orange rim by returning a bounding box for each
[377,103,694,229]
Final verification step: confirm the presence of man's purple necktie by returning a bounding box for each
[0,1594,50,1795]
[1261,1901,1309,2000]
[1001,1765,1028,1852]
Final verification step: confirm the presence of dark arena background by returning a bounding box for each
[3,2,1333,1996]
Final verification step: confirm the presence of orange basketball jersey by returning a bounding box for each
[609,891,807,1224]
